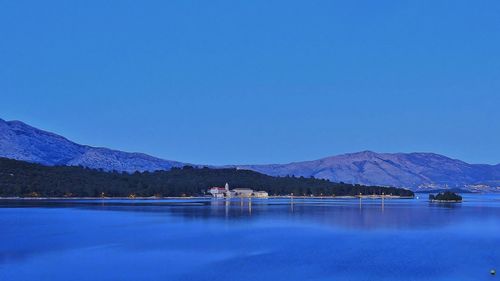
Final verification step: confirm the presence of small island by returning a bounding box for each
[429,191,462,202]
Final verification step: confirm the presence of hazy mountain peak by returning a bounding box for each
[234,151,500,191]
[0,118,185,172]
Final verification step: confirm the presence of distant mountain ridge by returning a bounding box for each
[1,118,499,191]
[0,118,186,172]
[231,151,500,191]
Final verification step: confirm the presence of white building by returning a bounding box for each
[209,183,231,198]
[208,187,226,198]
[208,183,268,198]
[232,188,254,197]
[253,191,269,198]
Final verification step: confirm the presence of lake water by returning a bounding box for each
[1,194,499,281]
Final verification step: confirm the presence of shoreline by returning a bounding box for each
[0,195,415,200]
[430,199,462,203]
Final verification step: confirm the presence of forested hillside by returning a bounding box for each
[0,157,414,197]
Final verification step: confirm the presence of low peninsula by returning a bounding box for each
[0,157,414,198]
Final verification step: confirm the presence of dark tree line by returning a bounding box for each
[429,191,462,201]
[0,157,414,197]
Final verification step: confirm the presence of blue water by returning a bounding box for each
[1,194,499,281]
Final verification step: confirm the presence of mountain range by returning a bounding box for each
[0,118,185,172]
[230,152,500,191]
[1,118,499,192]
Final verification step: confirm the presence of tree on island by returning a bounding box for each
[429,191,462,202]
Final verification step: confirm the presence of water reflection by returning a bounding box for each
[156,197,481,231]
[1,195,500,281]
[0,197,495,231]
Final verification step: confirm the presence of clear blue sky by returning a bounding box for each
[1,0,499,165]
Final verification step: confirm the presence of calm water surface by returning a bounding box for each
[1,194,499,281]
